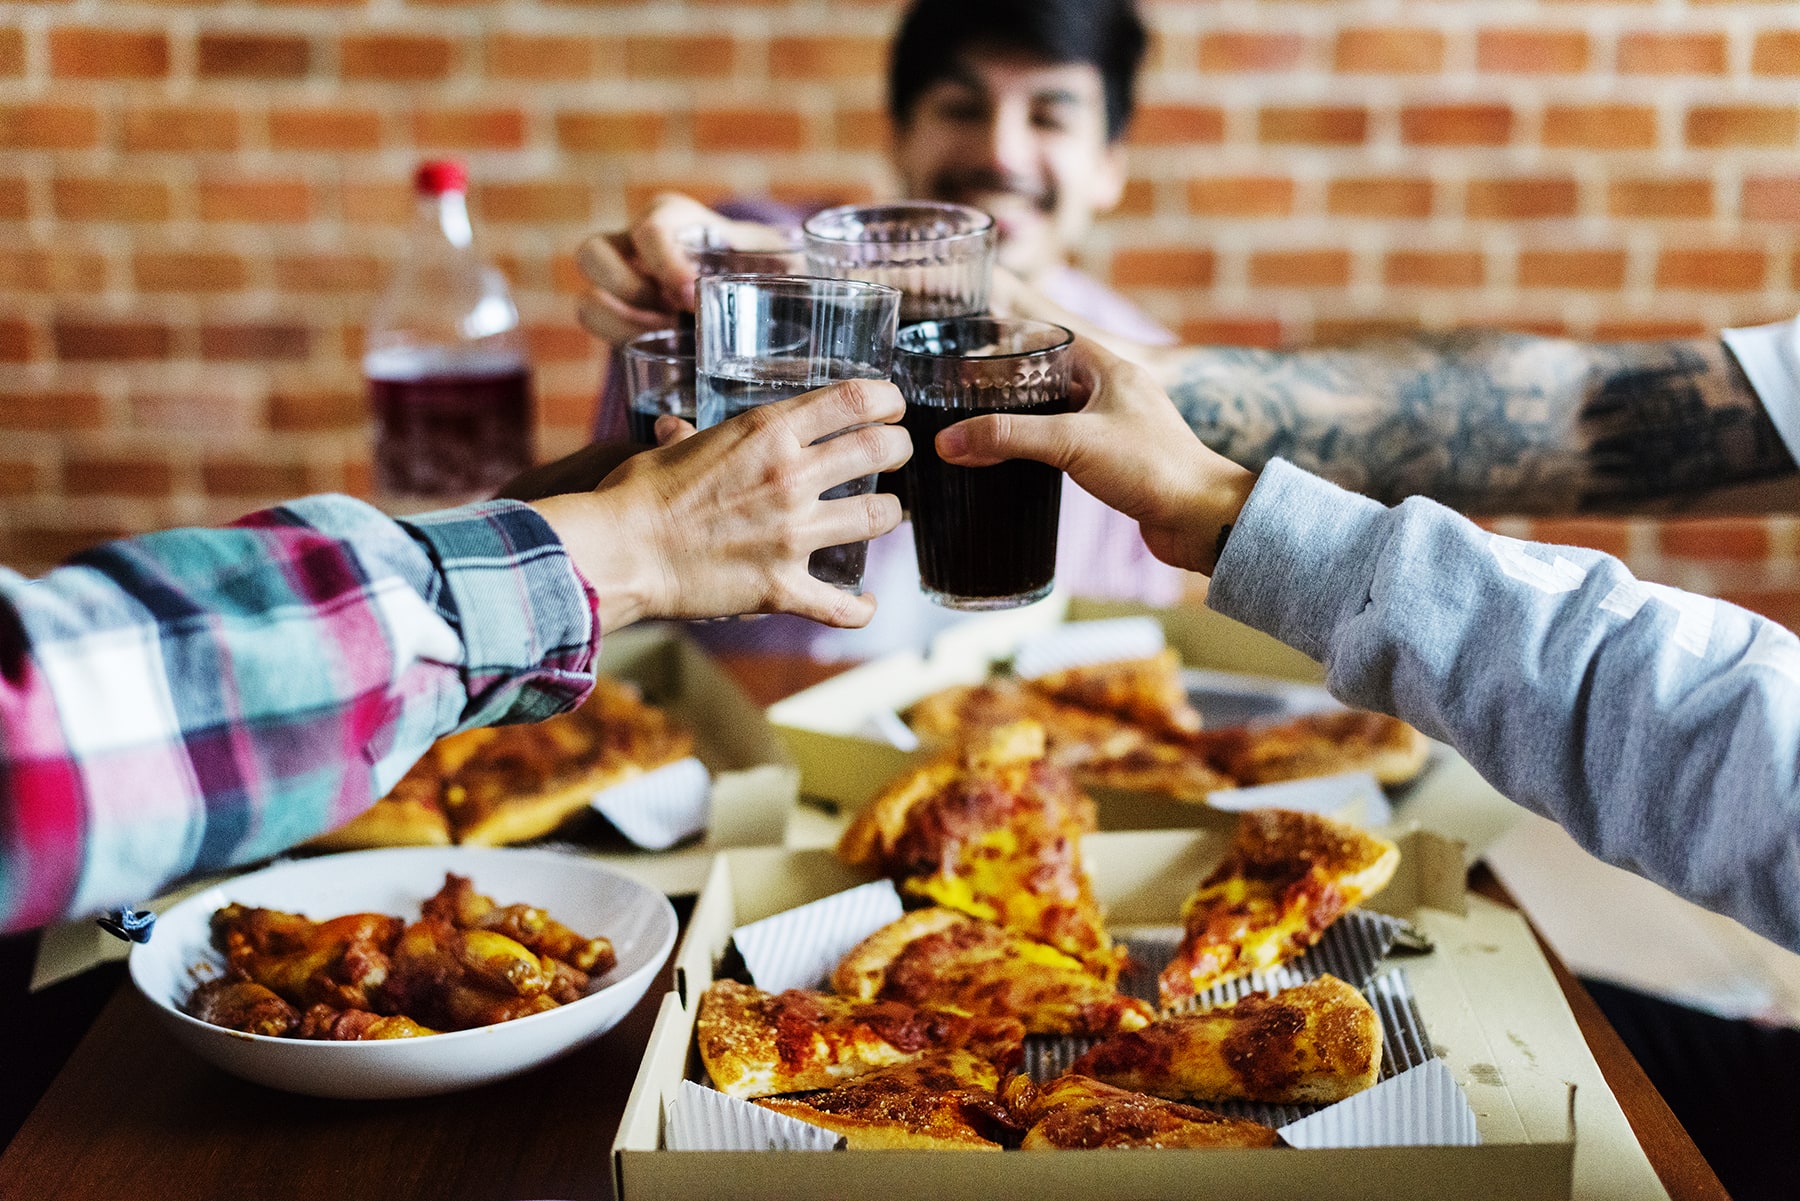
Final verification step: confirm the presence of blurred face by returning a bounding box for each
[892,50,1127,281]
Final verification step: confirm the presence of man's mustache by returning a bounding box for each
[930,168,1056,214]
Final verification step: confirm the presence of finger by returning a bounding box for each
[655,415,697,446]
[801,422,912,489]
[935,410,1084,469]
[810,490,903,548]
[776,574,880,629]
[577,290,674,347]
[575,232,663,311]
[629,220,702,313]
[779,378,907,447]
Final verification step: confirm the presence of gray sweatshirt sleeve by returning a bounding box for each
[1207,458,1800,952]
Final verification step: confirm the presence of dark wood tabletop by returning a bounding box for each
[0,653,1728,1201]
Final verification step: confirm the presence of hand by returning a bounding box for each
[573,193,787,347]
[934,339,1257,575]
[530,379,911,631]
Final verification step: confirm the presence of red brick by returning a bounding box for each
[201,323,310,361]
[413,108,525,149]
[694,109,807,153]
[1334,28,1443,74]
[0,319,34,363]
[1327,177,1433,218]
[767,179,878,208]
[0,177,26,221]
[0,459,45,497]
[1184,176,1293,217]
[1608,179,1713,219]
[273,253,385,293]
[130,389,263,436]
[1751,31,1800,77]
[1659,518,1771,561]
[1116,178,1155,217]
[1466,177,1579,220]
[556,111,667,153]
[1401,104,1512,146]
[1314,317,1421,345]
[120,106,239,153]
[0,249,106,292]
[1477,29,1590,73]
[537,388,597,430]
[1593,319,1708,341]
[1259,106,1368,145]
[486,34,595,80]
[0,29,24,77]
[1618,32,1727,75]
[1198,31,1305,73]
[1542,104,1658,149]
[133,252,248,293]
[50,27,168,78]
[202,456,311,497]
[1654,249,1768,292]
[522,322,595,364]
[0,103,101,150]
[1717,589,1800,631]
[268,107,382,151]
[1517,249,1627,290]
[1384,251,1483,288]
[1743,177,1800,222]
[475,182,592,224]
[1110,248,1215,288]
[196,32,310,78]
[833,107,889,152]
[198,177,312,222]
[269,387,366,432]
[1131,104,1225,145]
[1249,249,1352,288]
[1176,316,1284,349]
[340,182,412,226]
[341,34,453,81]
[53,319,172,360]
[65,455,175,498]
[0,390,105,430]
[53,178,171,222]
[770,35,886,79]
[1685,106,1799,149]
[1525,518,1630,558]
[625,35,734,78]
[623,178,738,213]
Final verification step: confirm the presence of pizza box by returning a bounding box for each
[614,827,1669,1201]
[769,598,1524,860]
[27,623,798,991]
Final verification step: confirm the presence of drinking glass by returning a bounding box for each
[696,274,903,592]
[621,328,695,447]
[677,223,808,279]
[802,202,996,322]
[893,317,1075,610]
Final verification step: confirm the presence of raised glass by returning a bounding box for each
[802,202,996,322]
[620,328,696,447]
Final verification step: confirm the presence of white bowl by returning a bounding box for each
[129,847,677,1099]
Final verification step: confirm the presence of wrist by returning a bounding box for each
[1189,460,1258,576]
[528,493,663,634]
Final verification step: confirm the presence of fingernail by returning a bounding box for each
[936,424,968,459]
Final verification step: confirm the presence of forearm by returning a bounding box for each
[1163,332,1795,514]
[0,496,597,933]
[1210,462,1800,950]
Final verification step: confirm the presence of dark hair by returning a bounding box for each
[888,0,1149,143]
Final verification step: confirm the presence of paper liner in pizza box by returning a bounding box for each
[729,881,905,993]
[665,1080,844,1152]
[1011,616,1167,678]
[591,757,713,851]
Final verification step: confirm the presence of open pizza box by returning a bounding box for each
[770,597,1524,860]
[614,826,1668,1201]
[28,622,798,990]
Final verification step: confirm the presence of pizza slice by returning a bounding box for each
[838,721,1119,976]
[754,1050,1017,1150]
[1160,809,1400,1006]
[833,908,1152,1037]
[1025,649,1202,740]
[1068,974,1381,1104]
[1210,709,1430,788]
[696,979,1025,1100]
[1002,1074,1279,1151]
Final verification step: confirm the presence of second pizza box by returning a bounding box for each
[770,599,1524,859]
[613,827,1667,1201]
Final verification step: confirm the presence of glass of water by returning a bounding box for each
[620,328,696,447]
[696,274,903,592]
[802,202,996,322]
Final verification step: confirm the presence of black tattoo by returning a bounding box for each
[1167,332,1796,514]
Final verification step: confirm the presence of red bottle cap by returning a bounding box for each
[414,159,469,196]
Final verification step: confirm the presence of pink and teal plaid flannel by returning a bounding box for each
[0,495,598,934]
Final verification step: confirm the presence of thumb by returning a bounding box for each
[655,415,698,446]
[936,410,1080,470]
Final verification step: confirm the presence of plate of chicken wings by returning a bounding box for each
[129,847,677,1098]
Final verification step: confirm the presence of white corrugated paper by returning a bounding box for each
[856,708,921,752]
[1277,1058,1481,1148]
[1012,617,1166,679]
[591,757,711,851]
[1206,771,1393,824]
[665,1079,844,1152]
[732,881,905,993]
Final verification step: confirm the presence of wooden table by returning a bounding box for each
[0,653,1729,1201]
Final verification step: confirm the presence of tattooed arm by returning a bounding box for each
[1153,333,1795,514]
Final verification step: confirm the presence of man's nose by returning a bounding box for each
[977,103,1036,178]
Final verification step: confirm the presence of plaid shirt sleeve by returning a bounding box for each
[0,494,598,934]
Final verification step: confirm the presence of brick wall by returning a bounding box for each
[3,0,1800,623]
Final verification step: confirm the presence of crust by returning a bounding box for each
[305,795,452,850]
[1226,711,1430,788]
[832,907,967,1001]
[1029,650,1202,739]
[752,1051,1010,1150]
[1006,1074,1279,1151]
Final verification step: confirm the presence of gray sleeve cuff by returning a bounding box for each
[1721,320,1800,465]
[1205,459,1390,663]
